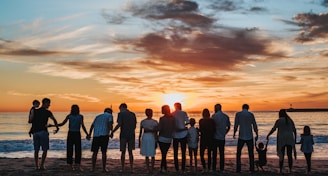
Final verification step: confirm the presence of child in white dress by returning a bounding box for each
[188,118,199,172]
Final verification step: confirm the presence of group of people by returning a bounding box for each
[28,98,314,174]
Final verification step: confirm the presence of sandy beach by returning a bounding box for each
[0,157,327,176]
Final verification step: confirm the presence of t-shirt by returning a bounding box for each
[117,110,137,139]
[68,114,83,132]
[32,107,53,133]
[188,126,198,149]
[92,112,113,137]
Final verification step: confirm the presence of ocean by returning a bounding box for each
[0,111,327,160]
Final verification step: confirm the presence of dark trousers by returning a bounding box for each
[279,145,293,171]
[236,138,254,172]
[214,139,225,171]
[67,131,82,164]
[173,137,187,171]
[304,153,312,172]
[159,141,171,171]
[200,141,215,171]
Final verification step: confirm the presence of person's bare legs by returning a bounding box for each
[102,152,108,172]
[34,150,39,170]
[128,150,134,173]
[40,150,48,170]
[121,151,126,172]
[91,152,97,172]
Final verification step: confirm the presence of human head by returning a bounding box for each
[174,102,182,110]
[161,105,171,115]
[42,98,51,108]
[258,142,264,149]
[202,108,210,119]
[242,104,249,110]
[104,107,112,114]
[71,104,80,115]
[214,104,222,113]
[145,108,153,118]
[279,109,291,124]
[119,103,127,111]
[303,125,311,135]
[189,118,196,127]
[32,100,40,108]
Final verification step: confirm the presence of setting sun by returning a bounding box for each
[162,93,186,110]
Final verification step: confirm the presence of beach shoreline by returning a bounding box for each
[1,157,327,175]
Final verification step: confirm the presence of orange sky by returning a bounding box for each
[0,0,328,112]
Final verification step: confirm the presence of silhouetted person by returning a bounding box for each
[199,108,216,173]
[158,105,175,173]
[31,98,59,170]
[51,104,88,171]
[88,108,113,172]
[111,103,137,173]
[267,109,296,174]
[233,104,258,173]
[212,103,231,172]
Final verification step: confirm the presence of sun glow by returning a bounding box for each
[162,93,186,110]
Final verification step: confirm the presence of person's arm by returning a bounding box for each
[28,108,35,123]
[233,115,239,139]
[266,120,278,140]
[110,122,121,138]
[87,124,94,140]
[49,115,59,134]
[226,116,231,135]
[138,124,143,148]
[80,115,89,137]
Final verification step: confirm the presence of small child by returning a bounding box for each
[28,99,40,137]
[298,125,314,174]
[255,140,269,171]
[187,118,199,172]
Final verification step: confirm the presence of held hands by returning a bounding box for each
[86,134,91,140]
[109,132,114,138]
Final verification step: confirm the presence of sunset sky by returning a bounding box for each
[1,0,327,112]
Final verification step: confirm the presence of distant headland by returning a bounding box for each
[286,108,328,112]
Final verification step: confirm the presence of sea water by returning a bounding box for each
[0,111,327,160]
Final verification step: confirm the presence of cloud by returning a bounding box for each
[207,0,240,11]
[292,12,328,43]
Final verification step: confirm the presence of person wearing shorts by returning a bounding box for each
[88,108,113,172]
[111,103,137,173]
[31,98,59,170]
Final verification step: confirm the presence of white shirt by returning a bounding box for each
[212,111,231,140]
[234,109,258,140]
[172,110,189,139]
[92,112,113,137]
[188,126,198,149]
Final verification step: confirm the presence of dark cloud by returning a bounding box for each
[186,74,237,85]
[281,76,297,81]
[123,0,215,28]
[0,38,74,56]
[249,6,267,12]
[292,12,328,43]
[302,91,328,98]
[322,0,328,7]
[124,27,285,71]
[56,61,134,72]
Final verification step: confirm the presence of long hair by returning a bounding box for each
[303,125,311,136]
[70,104,80,115]
[279,109,293,125]
[202,108,210,119]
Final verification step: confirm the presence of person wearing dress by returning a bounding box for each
[158,105,175,173]
[267,109,296,174]
[138,108,158,174]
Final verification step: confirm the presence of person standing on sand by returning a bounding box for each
[158,105,175,173]
[212,103,231,172]
[267,109,296,174]
[199,108,216,173]
[297,125,314,174]
[172,102,190,174]
[138,108,158,174]
[28,99,40,137]
[50,104,88,171]
[110,103,137,173]
[233,104,258,173]
[87,108,113,172]
[31,98,59,170]
[187,118,199,173]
